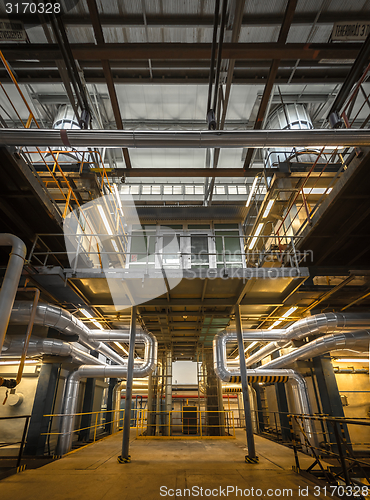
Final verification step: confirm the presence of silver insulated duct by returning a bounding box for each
[10,301,128,366]
[262,330,370,369]
[243,312,370,367]
[56,332,157,455]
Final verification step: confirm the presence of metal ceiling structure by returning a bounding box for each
[0,0,370,362]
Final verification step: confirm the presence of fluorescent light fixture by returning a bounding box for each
[245,341,258,353]
[113,183,123,215]
[113,341,129,356]
[334,358,369,363]
[80,308,93,319]
[248,223,264,250]
[282,306,298,318]
[97,204,113,235]
[268,320,282,330]
[262,199,274,218]
[234,341,260,361]
[0,359,41,366]
[91,320,103,330]
[267,307,297,330]
[112,240,119,253]
[246,176,258,207]
[303,188,333,195]
[80,309,104,330]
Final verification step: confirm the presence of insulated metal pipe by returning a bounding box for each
[56,327,157,455]
[10,302,127,366]
[1,128,370,148]
[243,312,370,367]
[263,330,370,369]
[3,337,105,366]
[0,234,27,357]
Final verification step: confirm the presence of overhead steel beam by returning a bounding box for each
[206,0,245,204]
[328,33,370,117]
[12,13,370,28]
[243,0,297,170]
[0,43,363,62]
[87,0,132,169]
[1,128,370,148]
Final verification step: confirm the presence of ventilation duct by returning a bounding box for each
[243,312,370,367]
[3,337,105,366]
[262,330,370,369]
[56,334,157,455]
[0,234,27,357]
[10,302,129,366]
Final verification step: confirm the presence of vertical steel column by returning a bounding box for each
[119,306,137,463]
[235,306,257,460]
[165,350,172,436]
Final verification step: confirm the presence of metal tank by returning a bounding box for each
[265,103,319,169]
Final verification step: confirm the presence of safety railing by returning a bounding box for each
[0,415,30,472]
[289,414,370,498]
[136,409,235,438]
[0,51,121,232]
[252,409,293,444]
[27,232,311,272]
[41,408,125,454]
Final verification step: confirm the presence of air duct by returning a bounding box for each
[0,235,27,357]
[262,330,370,369]
[243,312,370,367]
[56,333,157,455]
[10,302,128,366]
[3,337,105,366]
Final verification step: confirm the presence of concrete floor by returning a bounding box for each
[1,430,322,499]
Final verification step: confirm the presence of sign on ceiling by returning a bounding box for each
[332,21,370,41]
[0,19,26,42]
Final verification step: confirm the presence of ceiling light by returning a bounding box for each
[262,199,274,218]
[80,308,93,318]
[248,223,264,250]
[282,306,298,318]
[112,240,119,253]
[91,320,104,330]
[80,309,104,330]
[267,320,282,330]
[246,176,258,207]
[0,359,41,366]
[334,358,369,363]
[303,188,333,195]
[113,341,129,356]
[97,204,113,235]
[113,184,123,214]
[245,341,258,353]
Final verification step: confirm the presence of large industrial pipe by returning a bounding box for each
[0,235,27,357]
[243,312,370,367]
[56,332,157,455]
[1,128,370,148]
[263,330,370,369]
[3,337,105,366]
[10,302,128,366]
